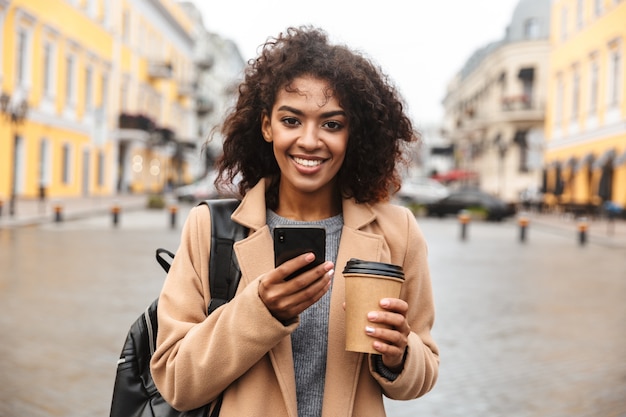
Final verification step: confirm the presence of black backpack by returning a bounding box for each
[110,199,247,417]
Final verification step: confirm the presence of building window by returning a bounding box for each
[84,66,93,111]
[607,44,622,107]
[560,7,568,41]
[571,66,580,120]
[122,9,130,43]
[42,41,56,98]
[97,151,105,186]
[0,8,5,80]
[65,54,76,106]
[39,138,51,187]
[120,77,129,112]
[576,0,583,29]
[524,18,540,39]
[555,74,564,125]
[589,58,599,113]
[102,0,110,26]
[100,73,109,111]
[594,0,603,17]
[15,27,30,87]
[62,143,72,184]
[86,0,97,18]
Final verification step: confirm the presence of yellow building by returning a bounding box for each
[545,0,626,214]
[0,0,197,213]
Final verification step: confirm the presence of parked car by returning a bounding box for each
[174,172,218,203]
[519,185,545,211]
[424,188,516,221]
[397,177,450,205]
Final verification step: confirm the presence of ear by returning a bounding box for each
[261,111,272,143]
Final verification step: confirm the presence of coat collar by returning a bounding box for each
[231,178,379,232]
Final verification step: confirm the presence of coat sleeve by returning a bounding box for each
[370,206,439,399]
[150,206,296,411]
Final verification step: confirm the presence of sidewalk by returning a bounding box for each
[2,195,626,248]
[518,210,626,249]
[0,194,154,229]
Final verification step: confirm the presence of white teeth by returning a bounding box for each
[293,157,322,167]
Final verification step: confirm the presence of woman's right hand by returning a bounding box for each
[258,253,334,323]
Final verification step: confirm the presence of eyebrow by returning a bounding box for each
[276,105,347,119]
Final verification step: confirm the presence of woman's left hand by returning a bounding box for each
[366,298,410,372]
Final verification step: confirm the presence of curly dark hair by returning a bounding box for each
[214,26,419,207]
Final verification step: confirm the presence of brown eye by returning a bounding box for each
[324,121,343,130]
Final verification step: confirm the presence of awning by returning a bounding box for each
[575,152,595,172]
[513,130,528,146]
[554,164,564,195]
[615,150,626,167]
[565,156,578,168]
[592,148,616,169]
[430,169,478,183]
[518,67,535,81]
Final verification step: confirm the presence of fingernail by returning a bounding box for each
[367,312,378,320]
[380,299,390,307]
[365,326,375,334]
[327,269,335,279]
[305,253,315,262]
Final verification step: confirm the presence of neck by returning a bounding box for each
[275,188,342,221]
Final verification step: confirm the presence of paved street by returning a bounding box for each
[0,205,625,417]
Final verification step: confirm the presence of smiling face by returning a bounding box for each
[261,76,349,215]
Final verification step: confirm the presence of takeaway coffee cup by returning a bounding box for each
[343,258,404,353]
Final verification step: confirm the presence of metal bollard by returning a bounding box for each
[111,205,121,227]
[458,210,471,241]
[577,217,588,246]
[54,204,63,223]
[518,213,529,243]
[169,205,178,229]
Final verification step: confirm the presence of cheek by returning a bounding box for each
[331,138,349,163]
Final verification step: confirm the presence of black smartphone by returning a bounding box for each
[274,226,326,281]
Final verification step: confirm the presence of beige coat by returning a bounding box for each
[151,179,439,416]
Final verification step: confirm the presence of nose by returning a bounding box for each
[297,125,320,150]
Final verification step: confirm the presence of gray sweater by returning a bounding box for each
[267,210,344,417]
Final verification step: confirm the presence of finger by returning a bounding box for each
[367,326,407,348]
[271,270,332,320]
[367,310,408,332]
[379,298,408,314]
[272,252,317,282]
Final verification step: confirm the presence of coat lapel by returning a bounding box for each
[232,184,300,416]
[322,200,387,416]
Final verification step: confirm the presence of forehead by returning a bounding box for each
[275,76,339,108]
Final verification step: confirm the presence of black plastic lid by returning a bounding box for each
[342,258,404,280]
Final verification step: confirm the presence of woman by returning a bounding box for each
[151,26,439,416]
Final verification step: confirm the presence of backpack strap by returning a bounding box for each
[202,199,247,314]
[155,248,175,273]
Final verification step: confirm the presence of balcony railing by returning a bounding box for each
[196,97,214,116]
[118,113,156,131]
[148,61,173,79]
[501,95,532,111]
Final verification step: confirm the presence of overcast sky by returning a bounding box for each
[192,0,521,127]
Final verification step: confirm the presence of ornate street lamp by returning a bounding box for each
[1,92,29,217]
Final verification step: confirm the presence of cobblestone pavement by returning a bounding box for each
[0,206,624,417]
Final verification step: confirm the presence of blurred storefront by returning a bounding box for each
[441,0,552,203]
[0,0,242,214]
[544,0,626,215]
